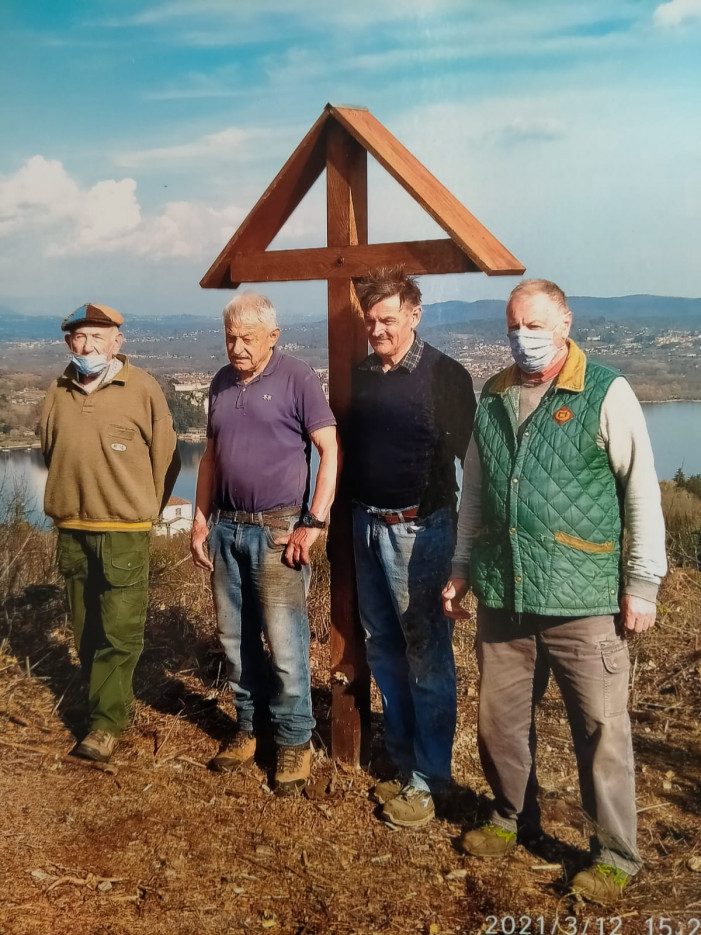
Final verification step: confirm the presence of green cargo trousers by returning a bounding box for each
[57,529,150,737]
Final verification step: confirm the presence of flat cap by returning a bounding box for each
[61,302,124,331]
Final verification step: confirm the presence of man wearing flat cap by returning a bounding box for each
[41,303,180,762]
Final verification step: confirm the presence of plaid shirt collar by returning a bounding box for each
[359,333,424,374]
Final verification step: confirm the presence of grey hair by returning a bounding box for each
[508,279,569,313]
[222,292,278,330]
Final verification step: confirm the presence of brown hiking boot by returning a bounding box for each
[458,823,517,857]
[380,784,435,829]
[209,731,257,772]
[73,730,118,763]
[370,777,403,805]
[274,743,311,796]
[570,864,630,906]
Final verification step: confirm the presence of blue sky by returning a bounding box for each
[1,0,700,321]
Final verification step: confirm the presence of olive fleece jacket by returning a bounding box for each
[41,355,180,530]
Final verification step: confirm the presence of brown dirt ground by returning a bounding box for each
[0,537,699,935]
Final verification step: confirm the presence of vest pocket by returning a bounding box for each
[548,532,619,612]
[601,640,630,717]
[554,531,614,553]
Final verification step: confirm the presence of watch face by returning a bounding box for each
[303,512,323,528]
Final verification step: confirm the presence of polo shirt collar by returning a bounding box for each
[359,333,424,373]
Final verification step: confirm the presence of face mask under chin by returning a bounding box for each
[71,353,109,376]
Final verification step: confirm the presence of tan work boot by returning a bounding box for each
[209,731,257,772]
[380,784,435,829]
[570,864,630,905]
[73,730,118,763]
[459,823,517,857]
[370,777,403,805]
[274,743,311,796]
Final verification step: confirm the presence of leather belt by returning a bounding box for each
[214,507,299,531]
[375,507,420,526]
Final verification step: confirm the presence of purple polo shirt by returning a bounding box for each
[207,349,335,513]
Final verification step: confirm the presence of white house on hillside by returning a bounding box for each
[154,495,193,537]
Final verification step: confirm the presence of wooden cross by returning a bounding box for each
[200,103,525,764]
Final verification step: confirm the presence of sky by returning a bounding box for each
[1,0,700,321]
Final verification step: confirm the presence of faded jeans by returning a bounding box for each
[476,604,641,875]
[209,515,315,747]
[352,504,457,793]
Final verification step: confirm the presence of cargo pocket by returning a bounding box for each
[103,532,149,588]
[601,640,630,717]
[56,531,88,579]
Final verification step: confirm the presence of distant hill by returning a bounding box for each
[1,295,699,342]
[421,295,701,328]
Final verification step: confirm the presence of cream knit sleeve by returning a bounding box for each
[599,377,667,598]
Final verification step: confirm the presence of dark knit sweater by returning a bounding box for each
[346,341,476,514]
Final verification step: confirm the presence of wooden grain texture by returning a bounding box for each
[329,105,525,276]
[326,121,372,766]
[229,238,480,282]
[200,109,330,289]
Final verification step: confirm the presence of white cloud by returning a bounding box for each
[480,118,567,149]
[654,0,701,26]
[0,156,141,250]
[0,156,246,261]
[116,126,273,168]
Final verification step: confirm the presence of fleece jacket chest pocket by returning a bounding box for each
[108,424,136,441]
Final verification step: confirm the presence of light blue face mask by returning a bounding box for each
[71,353,108,376]
[507,326,558,374]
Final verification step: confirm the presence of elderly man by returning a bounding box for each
[344,266,476,829]
[443,279,667,904]
[41,302,179,763]
[190,293,337,795]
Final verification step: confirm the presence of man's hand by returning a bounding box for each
[280,525,321,568]
[620,593,656,634]
[190,518,213,571]
[442,577,471,619]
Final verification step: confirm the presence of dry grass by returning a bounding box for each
[0,514,700,934]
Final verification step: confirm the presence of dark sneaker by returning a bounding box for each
[73,730,118,763]
[209,731,257,772]
[370,777,403,805]
[274,743,311,796]
[570,864,630,906]
[458,823,517,857]
[380,784,435,829]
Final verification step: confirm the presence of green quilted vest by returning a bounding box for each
[471,342,622,616]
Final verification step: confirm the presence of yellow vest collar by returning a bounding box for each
[486,340,586,395]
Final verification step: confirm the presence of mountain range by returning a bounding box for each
[1,295,699,342]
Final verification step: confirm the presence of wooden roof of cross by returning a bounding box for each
[200,103,525,289]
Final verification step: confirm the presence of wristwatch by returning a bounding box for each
[300,511,327,529]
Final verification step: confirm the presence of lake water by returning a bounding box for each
[3,401,700,524]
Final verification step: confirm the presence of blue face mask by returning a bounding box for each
[507,327,558,374]
[71,353,108,376]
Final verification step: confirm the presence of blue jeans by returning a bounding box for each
[352,504,457,793]
[209,516,315,747]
